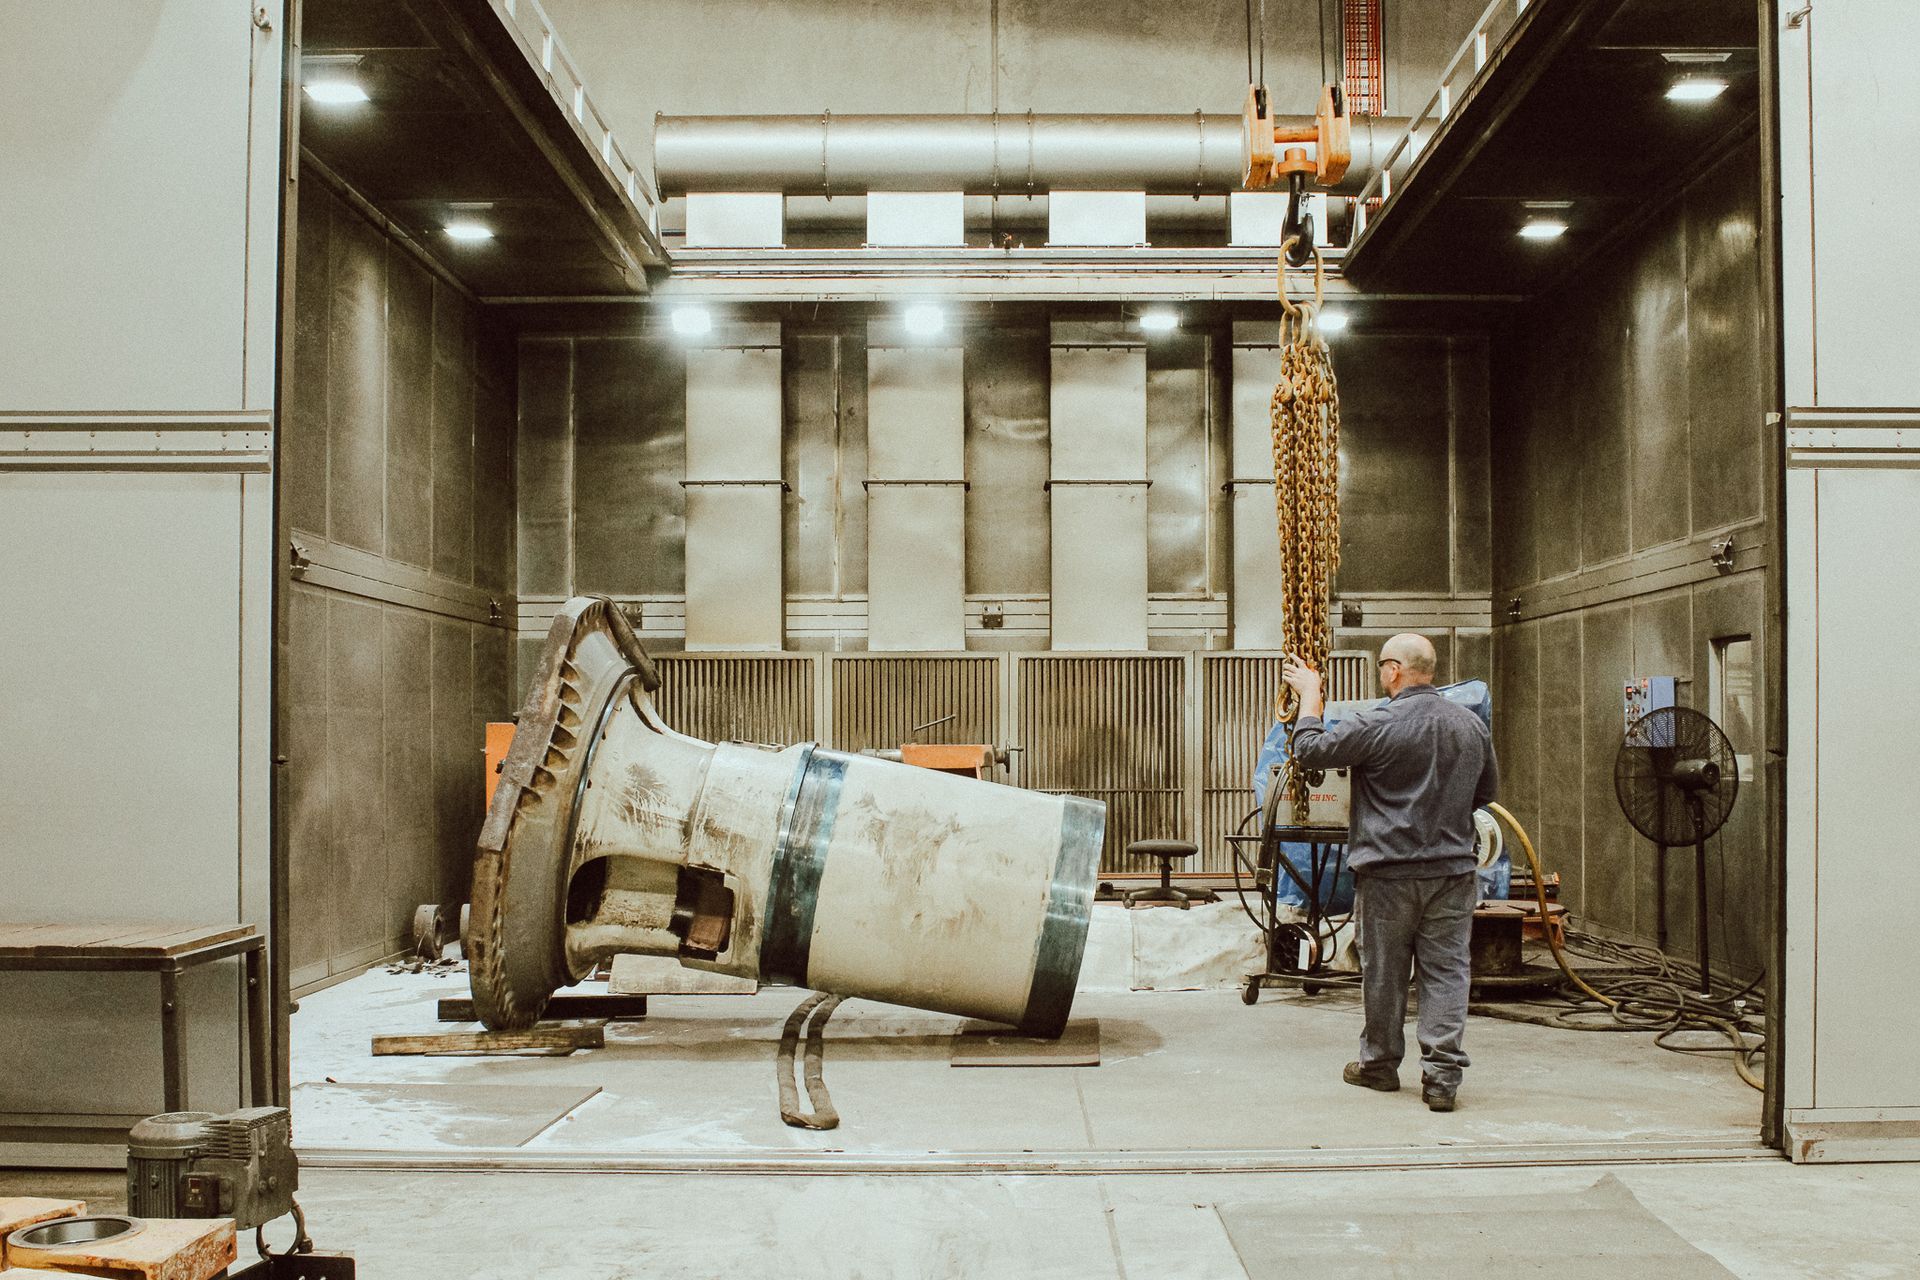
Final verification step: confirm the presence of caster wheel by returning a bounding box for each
[1242,980,1261,1005]
[1303,982,1323,997]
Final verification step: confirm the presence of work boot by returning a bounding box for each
[1342,1061,1400,1092]
[1422,1083,1457,1112]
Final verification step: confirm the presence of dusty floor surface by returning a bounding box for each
[6,1158,1918,1278]
[284,963,1759,1159]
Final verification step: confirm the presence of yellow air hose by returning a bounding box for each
[1484,801,1763,1092]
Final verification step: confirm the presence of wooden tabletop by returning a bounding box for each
[0,922,255,961]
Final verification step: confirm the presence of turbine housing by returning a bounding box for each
[469,597,1105,1036]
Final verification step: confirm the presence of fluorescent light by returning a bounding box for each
[303,79,368,105]
[444,220,494,243]
[670,306,713,337]
[1518,218,1568,241]
[1667,77,1728,102]
[1138,309,1179,333]
[903,304,944,337]
[1317,308,1349,334]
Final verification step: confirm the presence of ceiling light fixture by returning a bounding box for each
[1667,76,1729,102]
[670,306,713,337]
[1518,218,1568,241]
[904,304,945,337]
[444,220,494,242]
[1138,308,1179,333]
[303,79,369,105]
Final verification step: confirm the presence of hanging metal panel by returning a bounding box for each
[1015,653,1185,873]
[652,653,817,747]
[827,654,1004,754]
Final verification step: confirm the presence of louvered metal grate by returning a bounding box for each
[1016,654,1186,874]
[828,655,1003,753]
[1199,650,1375,873]
[1327,649,1376,704]
[1200,654,1285,875]
[652,654,817,746]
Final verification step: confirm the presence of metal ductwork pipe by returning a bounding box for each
[655,112,1404,198]
[469,598,1105,1038]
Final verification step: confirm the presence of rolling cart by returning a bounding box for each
[1228,755,1363,1002]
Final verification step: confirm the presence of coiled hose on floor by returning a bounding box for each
[1484,802,1765,1092]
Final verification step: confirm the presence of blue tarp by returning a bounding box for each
[1247,679,1508,910]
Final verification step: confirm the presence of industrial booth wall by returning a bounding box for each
[541,0,1493,146]
[1488,140,1770,977]
[0,0,283,1148]
[511,320,1494,871]
[277,174,518,991]
[515,323,1492,662]
[1778,0,1920,1146]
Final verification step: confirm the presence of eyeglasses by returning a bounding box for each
[1378,658,1402,670]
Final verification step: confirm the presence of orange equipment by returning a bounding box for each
[484,721,516,807]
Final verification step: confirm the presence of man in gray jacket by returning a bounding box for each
[1281,634,1498,1112]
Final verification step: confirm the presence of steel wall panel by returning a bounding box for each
[868,342,966,649]
[0,472,246,1116]
[1146,335,1210,596]
[1807,468,1920,1107]
[1806,2,1920,406]
[685,340,783,649]
[1230,343,1284,648]
[964,329,1051,596]
[1050,332,1147,649]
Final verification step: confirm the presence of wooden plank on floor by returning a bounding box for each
[952,1018,1101,1067]
[436,994,648,1023]
[371,1021,606,1057]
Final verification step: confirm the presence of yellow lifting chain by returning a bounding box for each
[1269,238,1343,823]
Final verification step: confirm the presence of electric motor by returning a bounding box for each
[126,1107,298,1231]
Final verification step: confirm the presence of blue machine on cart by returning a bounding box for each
[1247,678,1508,914]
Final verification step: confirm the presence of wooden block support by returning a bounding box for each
[3,1217,235,1280]
[437,994,648,1022]
[372,1020,606,1056]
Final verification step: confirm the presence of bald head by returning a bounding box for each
[1380,634,1437,694]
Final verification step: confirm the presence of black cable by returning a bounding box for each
[1258,0,1266,87]
[1471,926,1768,1086]
[1318,0,1328,86]
[1245,0,1255,85]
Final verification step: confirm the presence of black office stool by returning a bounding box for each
[1124,840,1220,909]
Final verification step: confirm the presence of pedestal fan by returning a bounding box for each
[1613,706,1739,993]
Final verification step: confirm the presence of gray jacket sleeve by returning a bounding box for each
[1472,730,1500,809]
[1289,710,1383,770]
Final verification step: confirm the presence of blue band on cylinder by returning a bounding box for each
[1018,796,1106,1037]
[760,747,849,987]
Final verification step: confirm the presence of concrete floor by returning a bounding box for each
[8,1159,1919,1278]
[286,965,1760,1162]
[4,967,1909,1278]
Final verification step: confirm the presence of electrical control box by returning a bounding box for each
[1624,675,1675,731]
[1303,766,1352,828]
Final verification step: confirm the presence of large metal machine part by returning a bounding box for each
[470,597,1105,1036]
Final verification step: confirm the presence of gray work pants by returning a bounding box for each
[1355,870,1476,1090]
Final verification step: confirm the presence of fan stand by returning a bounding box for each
[1654,799,1713,997]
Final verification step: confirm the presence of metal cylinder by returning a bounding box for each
[654,112,1404,197]
[470,598,1104,1036]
